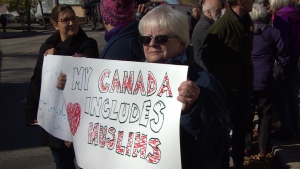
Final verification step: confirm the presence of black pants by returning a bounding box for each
[1,24,6,32]
[50,143,76,169]
[226,91,251,165]
[245,90,273,152]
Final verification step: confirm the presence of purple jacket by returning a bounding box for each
[251,22,290,90]
[273,6,300,68]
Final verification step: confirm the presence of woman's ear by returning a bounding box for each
[52,21,59,30]
[179,41,186,53]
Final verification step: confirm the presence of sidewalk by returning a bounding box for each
[0,23,96,39]
[1,23,299,169]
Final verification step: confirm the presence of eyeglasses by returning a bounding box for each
[139,35,177,45]
[58,16,77,24]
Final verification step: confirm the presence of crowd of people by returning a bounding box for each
[24,0,300,169]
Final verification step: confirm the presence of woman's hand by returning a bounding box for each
[177,80,200,113]
[44,48,56,56]
[56,72,67,90]
[26,119,38,127]
[136,4,148,21]
[72,53,86,57]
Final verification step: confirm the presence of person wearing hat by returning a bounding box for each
[99,0,145,61]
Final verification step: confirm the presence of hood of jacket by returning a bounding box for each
[253,22,268,35]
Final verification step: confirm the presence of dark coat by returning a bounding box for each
[273,6,300,69]
[201,6,254,95]
[24,27,99,148]
[191,15,214,65]
[169,46,230,168]
[0,15,7,26]
[100,21,145,61]
[189,15,199,39]
[251,22,290,90]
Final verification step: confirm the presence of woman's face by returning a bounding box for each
[53,9,79,40]
[141,29,185,63]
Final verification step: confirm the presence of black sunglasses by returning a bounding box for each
[139,35,177,45]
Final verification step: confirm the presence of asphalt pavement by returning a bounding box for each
[0,23,299,169]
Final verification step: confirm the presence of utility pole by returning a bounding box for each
[25,0,31,32]
[38,0,46,29]
[55,0,59,6]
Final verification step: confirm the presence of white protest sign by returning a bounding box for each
[40,55,188,169]
[37,55,72,141]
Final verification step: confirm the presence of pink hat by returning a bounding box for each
[100,0,135,26]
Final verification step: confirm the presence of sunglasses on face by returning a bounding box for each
[139,35,177,45]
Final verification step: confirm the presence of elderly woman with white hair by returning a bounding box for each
[269,0,300,139]
[56,4,231,169]
[138,4,230,169]
[244,3,290,158]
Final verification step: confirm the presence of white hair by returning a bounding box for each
[249,3,268,21]
[203,1,215,12]
[138,5,190,48]
[270,0,294,11]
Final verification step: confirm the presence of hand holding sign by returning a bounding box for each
[39,55,188,169]
[57,72,67,90]
[177,80,201,113]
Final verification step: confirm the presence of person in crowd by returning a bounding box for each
[200,0,255,168]
[24,4,99,169]
[221,0,229,16]
[245,3,290,159]
[191,0,222,66]
[0,14,7,33]
[296,3,300,9]
[255,0,272,23]
[83,0,99,31]
[138,4,230,169]
[295,0,300,9]
[270,0,300,138]
[99,0,145,61]
[188,5,202,39]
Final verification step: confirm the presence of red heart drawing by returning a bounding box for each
[67,102,81,136]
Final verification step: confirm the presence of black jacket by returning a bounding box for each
[201,7,254,95]
[24,27,99,147]
[100,21,145,61]
[191,15,214,66]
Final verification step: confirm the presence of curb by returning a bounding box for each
[272,139,300,169]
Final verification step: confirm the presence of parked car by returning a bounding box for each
[15,14,36,23]
[36,13,51,26]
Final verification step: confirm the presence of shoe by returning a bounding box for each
[244,149,251,157]
[256,150,266,160]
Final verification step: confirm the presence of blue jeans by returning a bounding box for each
[50,144,76,169]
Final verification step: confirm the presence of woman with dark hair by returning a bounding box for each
[24,4,99,168]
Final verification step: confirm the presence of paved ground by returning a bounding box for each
[0,23,299,169]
